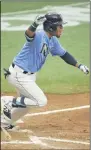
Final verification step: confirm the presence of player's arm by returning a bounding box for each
[60,52,89,74]
[25,15,46,42]
[25,22,38,41]
[60,52,77,67]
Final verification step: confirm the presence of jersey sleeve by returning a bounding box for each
[25,30,42,43]
[49,37,66,56]
[25,32,35,42]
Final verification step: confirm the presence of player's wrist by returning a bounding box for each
[78,64,82,69]
[29,22,39,32]
[77,63,84,69]
[75,62,81,68]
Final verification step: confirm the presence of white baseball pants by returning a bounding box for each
[3,64,47,124]
[7,64,47,107]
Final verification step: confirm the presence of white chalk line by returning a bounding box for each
[1,129,62,149]
[25,105,90,116]
[1,129,51,148]
[1,140,33,144]
[1,130,61,149]
[1,134,90,145]
[38,136,90,145]
[17,105,90,123]
[29,135,90,149]
[30,136,61,149]
[1,137,60,149]
[2,127,90,149]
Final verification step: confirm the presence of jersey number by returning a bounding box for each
[40,43,48,57]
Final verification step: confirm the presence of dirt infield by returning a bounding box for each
[1,93,90,150]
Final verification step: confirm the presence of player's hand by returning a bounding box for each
[78,64,89,74]
[34,15,46,25]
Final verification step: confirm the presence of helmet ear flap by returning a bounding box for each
[43,20,57,32]
[51,24,57,31]
[48,24,54,32]
[49,23,57,32]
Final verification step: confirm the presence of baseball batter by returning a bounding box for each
[1,13,89,130]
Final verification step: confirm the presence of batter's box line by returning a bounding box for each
[37,136,90,145]
[17,105,90,123]
[1,133,90,150]
[1,133,90,145]
[1,132,61,149]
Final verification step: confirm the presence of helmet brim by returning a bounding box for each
[63,21,67,24]
[58,21,67,25]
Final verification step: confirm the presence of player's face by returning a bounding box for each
[55,25,63,38]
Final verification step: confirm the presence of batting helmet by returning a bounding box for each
[43,12,67,32]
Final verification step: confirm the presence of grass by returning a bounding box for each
[1,0,89,13]
[1,23,90,94]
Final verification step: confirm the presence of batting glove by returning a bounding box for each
[34,15,46,25]
[78,64,89,74]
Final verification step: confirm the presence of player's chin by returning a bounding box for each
[56,34,61,38]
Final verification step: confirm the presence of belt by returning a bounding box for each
[12,63,34,74]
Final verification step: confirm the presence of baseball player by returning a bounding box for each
[1,12,89,130]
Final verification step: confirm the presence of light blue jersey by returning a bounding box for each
[13,30,66,73]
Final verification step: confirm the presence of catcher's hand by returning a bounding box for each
[34,15,46,25]
[78,64,89,74]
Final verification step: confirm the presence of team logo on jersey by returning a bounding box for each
[41,43,49,57]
